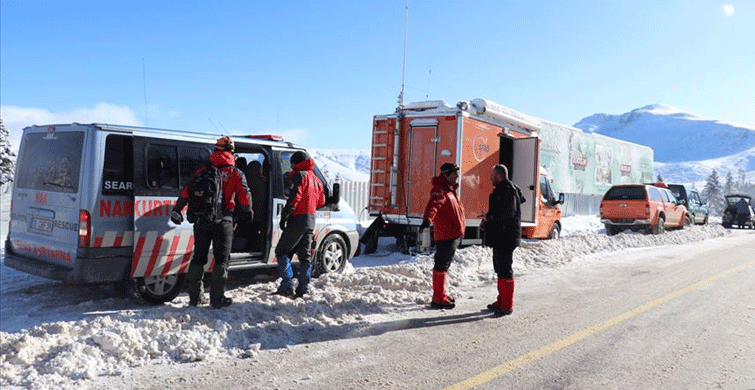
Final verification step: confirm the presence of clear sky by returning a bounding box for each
[1,1,753,151]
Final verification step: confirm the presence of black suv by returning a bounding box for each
[667,184,709,225]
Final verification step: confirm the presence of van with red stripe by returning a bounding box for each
[4,124,359,303]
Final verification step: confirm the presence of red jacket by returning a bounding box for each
[282,158,325,220]
[177,151,252,217]
[423,175,466,241]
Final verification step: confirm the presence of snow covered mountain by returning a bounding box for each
[311,149,370,182]
[574,104,755,184]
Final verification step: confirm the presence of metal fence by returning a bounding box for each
[340,181,371,221]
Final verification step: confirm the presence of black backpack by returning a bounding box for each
[187,164,226,223]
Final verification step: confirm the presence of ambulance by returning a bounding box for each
[367,99,564,251]
[4,124,359,303]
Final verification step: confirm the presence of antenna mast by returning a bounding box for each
[398,0,408,108]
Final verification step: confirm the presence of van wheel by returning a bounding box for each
[313,234,348,278]
[134,274,185,304]
[549,224,561,239]
[653,217,665,235]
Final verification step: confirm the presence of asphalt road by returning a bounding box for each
[98,230,755,390]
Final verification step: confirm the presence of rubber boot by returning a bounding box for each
[489,278,514,316]
[430,270,455,309]
[185,263,206,307]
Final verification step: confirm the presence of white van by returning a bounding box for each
[4,124,359,303]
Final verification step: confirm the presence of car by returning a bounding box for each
[666,183,709,225]
[600,184,691,235]
[721,194,755,229]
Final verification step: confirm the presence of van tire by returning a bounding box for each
[313,234,348,278]
[134,274,185,304]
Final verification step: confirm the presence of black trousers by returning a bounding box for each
[191,219,233,268]
[492,244,514,279]
[434,238,461,272]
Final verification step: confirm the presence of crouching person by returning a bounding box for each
[482,164,525,317]
[420,162,466,309]
[274,151,325,298]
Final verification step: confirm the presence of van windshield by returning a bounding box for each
[603,186,646,201]
[15,131,84,193]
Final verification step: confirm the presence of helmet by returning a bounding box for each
[215,136,235,152]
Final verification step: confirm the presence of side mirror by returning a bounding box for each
[558,193,565,205]
[329,182,341,210]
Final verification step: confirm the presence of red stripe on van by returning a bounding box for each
[114,235,123,247]
[144,236,164,277]
[131,235,147,277]
[178,235,194,274]
[161,235,181,276]
[93,237,104,248]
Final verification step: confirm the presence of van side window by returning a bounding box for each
[102,135,134,195]
[179,147,210,188]
[146,144,179,189]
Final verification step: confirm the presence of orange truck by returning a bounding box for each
[367,99,564,251]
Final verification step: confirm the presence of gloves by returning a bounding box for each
[419,219,430,232]
[170,210,184,225]
[279,218,287,231]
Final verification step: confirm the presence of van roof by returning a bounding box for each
[24,123,301,149]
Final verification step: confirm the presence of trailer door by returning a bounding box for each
[512,137,539,224]
[407,126,438,216]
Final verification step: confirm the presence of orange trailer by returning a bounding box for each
[368,99,563,251]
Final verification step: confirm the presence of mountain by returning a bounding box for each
[311,149,370,182]
[574,104,755,184]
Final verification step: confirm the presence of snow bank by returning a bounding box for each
[0,224,729,389]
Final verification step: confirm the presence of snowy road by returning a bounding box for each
[1,220,754,389]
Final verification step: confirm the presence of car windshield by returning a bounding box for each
[603,186,646,201]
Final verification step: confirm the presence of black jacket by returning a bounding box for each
[484,179,525,249]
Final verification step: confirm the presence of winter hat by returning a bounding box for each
[440,162,460,175]
[215,136,235,152]
[290,151,308,165]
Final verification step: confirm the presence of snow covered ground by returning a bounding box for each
[0,214,736,390]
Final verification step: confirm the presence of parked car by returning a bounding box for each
[666,183,709,225]
[721,194,755,229]
[600,184,691,235]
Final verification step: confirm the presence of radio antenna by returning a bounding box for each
[142,58,149,127]
[398,0,408,108]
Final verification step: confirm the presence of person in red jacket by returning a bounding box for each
[419,162,466,309]
[170,137,252,308]
[274,150,325,298]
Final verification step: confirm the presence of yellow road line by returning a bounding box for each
[444,259,755,390]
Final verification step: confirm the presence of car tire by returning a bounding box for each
[653,217,665,235]
[605,224,617,236]
[701,214,708,225]
[549,224,561,239]
[134,273,185,304]
[683,214,692,228]
[313,234,348,278]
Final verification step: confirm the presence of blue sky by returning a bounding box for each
[1,1,753,151]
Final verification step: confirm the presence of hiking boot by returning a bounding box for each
[211,297,233,309]
[487,301,512,317]
[430,298,455,310]
[273,288,295,298]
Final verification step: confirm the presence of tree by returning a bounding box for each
[724,170,734,195]
[702,169,724,215]
[0,116,16,186]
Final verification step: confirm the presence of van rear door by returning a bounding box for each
[8,125,86,276]
[130,136,211,279]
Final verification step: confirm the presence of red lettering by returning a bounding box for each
[124,200,134,217]
[36,192,48,205]
[100,200,112,217]
[113,200,123,217]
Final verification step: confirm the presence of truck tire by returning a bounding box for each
[549,224,561,239]
[653,217,665,235]
[134,274,185,304]
[313,234,348,277]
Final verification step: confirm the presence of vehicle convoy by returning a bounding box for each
[666,183,709,225]
[367,98,653,250]
[600,183,691,235]
[4,124,359,303]
[721,194,754,229]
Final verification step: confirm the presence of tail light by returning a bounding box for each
[78,210,91,247]
[645,203,650,216]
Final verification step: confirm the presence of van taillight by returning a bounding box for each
[78,210,91,247]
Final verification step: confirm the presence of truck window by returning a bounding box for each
[15,131,84,193]
[648,186,662,202]
[604,186,645,201]
[102,135,134,195]
[539,176,554,202]
[146,144,179,189]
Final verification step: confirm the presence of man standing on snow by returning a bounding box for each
[419,162,466,309]
[274,151,325,298]
[481,164,525,317]
[735,197,752,229]
[171,137,253,308]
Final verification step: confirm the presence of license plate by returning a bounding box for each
[30,217,54,232]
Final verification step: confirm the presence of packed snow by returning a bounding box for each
[0,216,732,390]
